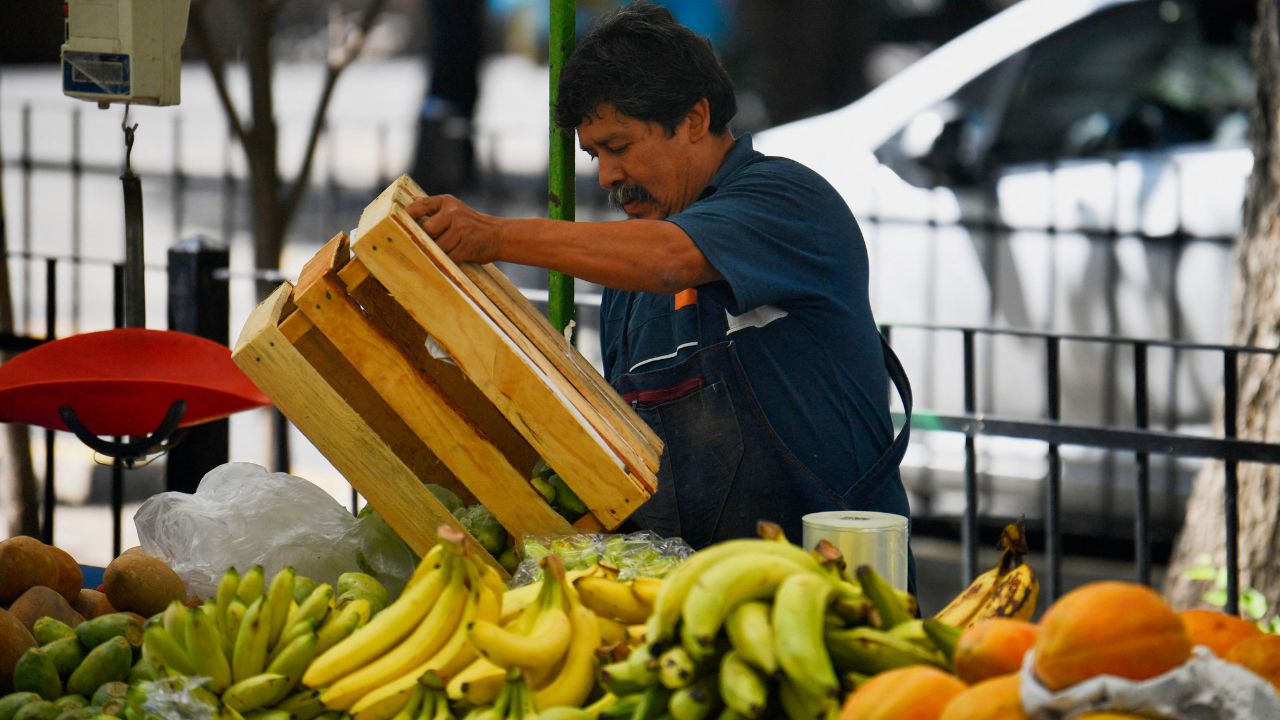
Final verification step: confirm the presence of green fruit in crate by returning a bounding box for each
[35,638,82,679]
[497,546,521,575]
[547,475,588,519]
[51,694,86,711]
[530,476,557,505]
[89,682,128,707]
[336,573,390,616]
[65,637,131,699]
[10,701,58,720]
[456,505,507,557]
[12,650,60,701]
[31,619,75,647]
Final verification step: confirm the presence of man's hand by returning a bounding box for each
[405,194,504,264]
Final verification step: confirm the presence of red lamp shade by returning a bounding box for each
[0,328,271,436]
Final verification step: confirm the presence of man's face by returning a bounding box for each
[577,104,696,220]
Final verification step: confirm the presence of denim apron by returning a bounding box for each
[611,333,913,552]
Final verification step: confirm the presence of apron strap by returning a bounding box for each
[852,334,913,489]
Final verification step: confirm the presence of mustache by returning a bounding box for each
[608,183,657,212]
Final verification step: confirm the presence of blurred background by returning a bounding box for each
[0,0,1269,615]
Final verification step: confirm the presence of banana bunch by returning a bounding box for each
[447,554,602,714]
[932,520,1039,630]
[139,564,365,719]
[595,522,953,719]
[303,524,503,720]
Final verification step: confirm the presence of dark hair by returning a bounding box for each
[554,1,737,135]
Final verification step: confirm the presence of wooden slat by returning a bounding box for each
[352,216,650,528]
[293,269,574,540]
[233,284,505,576]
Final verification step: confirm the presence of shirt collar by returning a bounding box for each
[698,132,756,200]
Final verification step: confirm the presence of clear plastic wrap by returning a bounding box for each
[511,530,693,586]
[134,462,417,599]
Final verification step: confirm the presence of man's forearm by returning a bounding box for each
[495,217,720,294]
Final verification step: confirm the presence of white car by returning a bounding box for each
[754,0,1255,537]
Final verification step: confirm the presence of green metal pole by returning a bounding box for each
[547,0,576,333]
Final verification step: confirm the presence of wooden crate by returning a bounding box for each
[233,176,661,577]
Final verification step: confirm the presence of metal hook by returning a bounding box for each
[121,103,138,173]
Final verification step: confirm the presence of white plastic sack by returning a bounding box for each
[134,462,417,599]
[1019,646,1280,719]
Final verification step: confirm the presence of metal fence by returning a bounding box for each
[2,98,1274,614]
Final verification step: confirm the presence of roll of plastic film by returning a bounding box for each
[801,511,909,591]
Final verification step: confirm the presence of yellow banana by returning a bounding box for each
[347,574,494,719]
[446,656,506,706]
[222,672,293,714]
[216,567,241,638]
[265,566,296,649]
[404,544,447,588]
[163,600,191,647]
[500,582,542,626]
[597,615,629,646]
[238,565,266,605]
[772,571,839,702]
[287,583,335,633]
[626,624,648,646]
[390,685,426,720]
[723,601,777,677]
[142,625,197,677]
[265,631,318,688]
[658,645,699,690]
[647,538,821,646]
[932,565,999,629]
[630,577,663,609]
[574,576,651,624]
[225,600,248,656]
[972,562,1038,622]
[232,597,272,683]
[185,606,233,693]
[468,559,571,671]
[320,562,469,710]
[304,556,454,688]
[668,676,718,720]
[679,552,817,660]
[534,603,601,709]
[718,651,767,720]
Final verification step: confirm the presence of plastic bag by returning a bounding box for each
[511,530,693,586]
[135,462,417,599]
[1018,647,1280,719]
[130,676,218,720]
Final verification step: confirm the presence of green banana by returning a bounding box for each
[13,649,61,700]
[772,571,839,701]
[66,636,132,698]
[312,598,362,656]
[231,597,271,683]
[854,565,913,630]
[723,602,777,678]
[922,618,964,664]
[264,566,296,648]
[39,637,85,678]
[286,583,334,633]
[221,673,293,714]
[32,618,76,646]
[264,631,317,687]
[237,565,266,605]
[275,689,327,720]
[667,676,718,720]
[658,646,699,690]
[142,626,195,677]
[270,618,318,664]
[825,626,948,675]
[717,652,767,720]
[74,614,144,651]
[776,677,833,720]
[679,552,816,660]
[185,605,233,693]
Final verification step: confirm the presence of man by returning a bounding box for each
[408,2,912,558]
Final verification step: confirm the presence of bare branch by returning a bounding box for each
[189,0,248,148]
[281,0,389,223]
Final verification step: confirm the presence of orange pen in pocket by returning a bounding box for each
[674,288,697,310]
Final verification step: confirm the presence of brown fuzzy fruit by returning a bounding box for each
[1034,581,1191,691]
[1225,634,1280,691]
[954,618,1039,684]
[939,674,1028,720]
[72,588,116,619]
[0,536,59,605]
[45,545,83,604]
[840,666,967,720]
[0,607,37,692]
[1179,609,1262,658]
[103,553,185,618]
[8,585,84,634]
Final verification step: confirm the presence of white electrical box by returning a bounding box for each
[61,0,191,107]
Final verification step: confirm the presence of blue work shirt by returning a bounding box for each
[600,133,898,503]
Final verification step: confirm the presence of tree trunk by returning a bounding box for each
[0,122,41,537]
[1165,0,1280,609]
